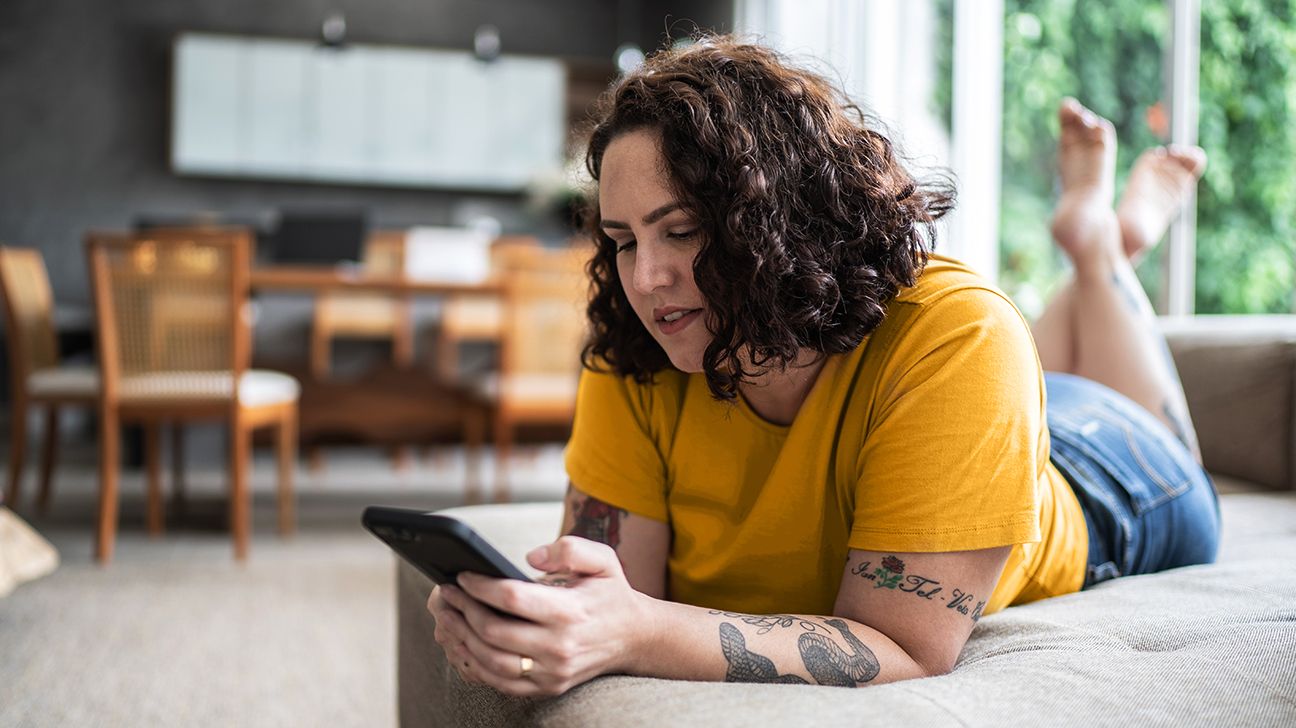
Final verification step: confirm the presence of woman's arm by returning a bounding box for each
[632,545,1011,684]
[559,483,670,599]
[432,538,1009,695]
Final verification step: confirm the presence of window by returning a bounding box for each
[744,0,1296,315]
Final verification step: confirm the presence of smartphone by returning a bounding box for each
[362,506,534,585]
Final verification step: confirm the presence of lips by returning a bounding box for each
[652,306,703,335]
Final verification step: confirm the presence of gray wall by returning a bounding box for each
[0,0,732,307]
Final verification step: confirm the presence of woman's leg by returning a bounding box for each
[1032,141,1206,373]
[1037,98,1204,461]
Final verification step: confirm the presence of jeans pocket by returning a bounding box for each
[1053,404,1194,516]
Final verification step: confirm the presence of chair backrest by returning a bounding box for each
[499,244,592,380]
[85,228,252,402]
[362,230,407,275]
[0,247,59,389]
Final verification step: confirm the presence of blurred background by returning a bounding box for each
[1,1,1292,726]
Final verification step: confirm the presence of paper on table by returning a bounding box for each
[403,226,495,283]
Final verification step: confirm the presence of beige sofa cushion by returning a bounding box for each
[1162,316,1296,491]
[397,493,1296,727]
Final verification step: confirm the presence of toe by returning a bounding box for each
[1167,145,1208,175]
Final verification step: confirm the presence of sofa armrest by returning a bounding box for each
[397,502,565,727]
[1160,315,1296,490]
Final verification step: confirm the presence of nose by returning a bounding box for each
[631,240,677,295]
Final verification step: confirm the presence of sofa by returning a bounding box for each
[395,316,1296,727]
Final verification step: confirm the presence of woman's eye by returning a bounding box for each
[666,229,697,241]
[615,240,637,253]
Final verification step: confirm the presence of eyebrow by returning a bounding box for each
[599,202,684,230]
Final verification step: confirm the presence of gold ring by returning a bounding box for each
[519,655,534,679]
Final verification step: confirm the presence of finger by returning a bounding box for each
[432,600,471,647]
[530,536,623,578]
[456,573,571,623]
[442,584,551,656]
[427,585,447,615]
[451,642,548,697]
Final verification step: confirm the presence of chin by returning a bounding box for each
[664,346,706,374]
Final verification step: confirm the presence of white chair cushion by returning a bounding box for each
[117,370,299,407]
[26,366,98,399]
[473,373,579,405]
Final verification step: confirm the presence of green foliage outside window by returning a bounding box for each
[934,0,1296,316]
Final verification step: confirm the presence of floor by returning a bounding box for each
[0,438,568,728]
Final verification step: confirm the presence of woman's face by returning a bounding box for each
[598,128,710,373]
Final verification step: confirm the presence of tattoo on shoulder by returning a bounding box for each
[717,618,880,687]
[850,555,986,624]
[568,493,629,549]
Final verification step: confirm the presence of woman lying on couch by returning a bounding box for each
[428,36,1221,696]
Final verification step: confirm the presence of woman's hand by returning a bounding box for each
[427,535,657,697]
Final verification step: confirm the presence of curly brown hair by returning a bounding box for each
[580,36,956,400]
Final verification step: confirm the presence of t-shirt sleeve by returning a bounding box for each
[563,366,672,522]
[850,288,1046,553]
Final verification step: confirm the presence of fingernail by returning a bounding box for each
[528,545,550,566]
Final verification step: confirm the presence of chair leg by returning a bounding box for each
[230,416,251,561]
[5,395,28,509]
[171,424,187,518]
[308,320,329,474]
[391,446,411,471]
[310,323,330,380]
[277,407,297,537]
[37,406,61,514]
[463,404,485,505]
[95,410,121,564]
[145,422,164,537]
[307,445,325,473]
[392,328,414,471]
[492,409,512,504]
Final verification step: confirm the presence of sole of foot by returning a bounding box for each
[1116,145,1208,263]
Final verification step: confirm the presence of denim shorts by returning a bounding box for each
[1045,372,1221,588]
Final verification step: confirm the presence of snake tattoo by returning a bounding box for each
[718,618,881,687]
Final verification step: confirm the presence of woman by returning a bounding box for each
[429,37,1220,696]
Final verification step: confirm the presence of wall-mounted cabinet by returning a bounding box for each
[171,33,567,191]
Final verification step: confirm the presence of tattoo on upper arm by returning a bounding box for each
[715,614,880,687]
[568,492,629,549]
[850,555,986,623]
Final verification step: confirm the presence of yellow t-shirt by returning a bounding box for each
[564,254,1087,617]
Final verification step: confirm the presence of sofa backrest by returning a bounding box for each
[1161,315,1296,491]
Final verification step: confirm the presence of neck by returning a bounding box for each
[737,350,828,426]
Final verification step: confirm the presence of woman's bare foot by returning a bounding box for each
[1050,98,1122,272]
[1116,145,1208,263]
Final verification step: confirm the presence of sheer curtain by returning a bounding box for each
[733,0,1003,281]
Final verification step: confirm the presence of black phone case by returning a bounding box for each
[362,506,534,585]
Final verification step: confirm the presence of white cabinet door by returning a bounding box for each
[245,38,308,177]
[370,46,435,183]
[172,35,243,174]
[309,47,370,180]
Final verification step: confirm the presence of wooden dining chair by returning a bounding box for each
[310,229,413,379]
[0,247,99,512]
[309,229,412,470]
[435,236,544,385]
[86,228,299,563]
[478,243,592,501]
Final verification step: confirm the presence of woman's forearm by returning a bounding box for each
[626,598,930,687]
